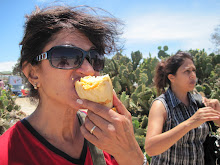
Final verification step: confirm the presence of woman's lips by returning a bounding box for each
[72,77,81,84]
[190,80,196,85]
[72,77,81,97]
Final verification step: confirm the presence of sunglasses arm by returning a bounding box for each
[36,52,48,62]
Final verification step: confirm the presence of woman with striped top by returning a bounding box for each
[145,51,220,165]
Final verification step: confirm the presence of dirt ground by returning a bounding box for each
[15,97,37,116]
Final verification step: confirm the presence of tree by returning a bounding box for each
[211,24,220,54]
[12,57,21,76]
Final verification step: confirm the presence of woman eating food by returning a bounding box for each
[0,5,146,165]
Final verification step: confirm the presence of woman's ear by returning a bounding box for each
[22,62,39,85]
[168,74,175,83]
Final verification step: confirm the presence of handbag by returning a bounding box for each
[193,94,220,165]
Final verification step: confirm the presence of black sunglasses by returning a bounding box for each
[35,45,105,71]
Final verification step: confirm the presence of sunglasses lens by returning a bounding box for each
[51,47,83,69]
[49,46,104,71]
[90,50,105,71]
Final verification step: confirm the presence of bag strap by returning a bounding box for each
[193,94,218,132]
[77,111,107,165]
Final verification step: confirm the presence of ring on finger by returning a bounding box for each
[90,126,96,135]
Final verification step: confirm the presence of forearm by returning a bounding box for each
[145,120,192,156]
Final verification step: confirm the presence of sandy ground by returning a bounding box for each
[15,97,37,116]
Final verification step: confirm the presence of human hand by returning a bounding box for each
[203,98,220,112]
[78,91,144,165]
[187,106,220,129]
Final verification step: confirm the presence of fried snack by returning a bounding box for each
[75,75,113,109]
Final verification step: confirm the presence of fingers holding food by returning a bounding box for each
[75,74,113,108]
[83,116,102,138]
[75,74,119,120]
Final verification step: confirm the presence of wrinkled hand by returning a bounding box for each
[187,106,220,129]
[79,91,144,165]
[203,98,220,112]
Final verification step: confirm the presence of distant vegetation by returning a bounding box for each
[1,45,220,163]
[0,88,26,135]
[0,71,12,75]
[102,46,220,162]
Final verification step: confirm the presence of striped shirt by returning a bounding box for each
[150,88,209,165]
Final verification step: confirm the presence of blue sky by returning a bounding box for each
[0,0,220,72]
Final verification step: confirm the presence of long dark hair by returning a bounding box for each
[154,51,193,95]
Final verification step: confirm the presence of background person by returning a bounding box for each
[0,79,5,89]
[145,51,220,165]
[0,5,146,165]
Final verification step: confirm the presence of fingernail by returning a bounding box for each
[77,99,83,104]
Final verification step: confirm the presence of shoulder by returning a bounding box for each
[0,121,21,164]
[153,93,167,105]
[151,94,167,112]
[150,100,167,118]
[0,121,20,143]
[150,94,168,120]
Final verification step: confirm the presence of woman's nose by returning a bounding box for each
[75,59,95,76]
[190,71,196,79]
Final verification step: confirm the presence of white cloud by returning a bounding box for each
[123,12,219,46]
[180,38,214,52]
[0,61,17,72]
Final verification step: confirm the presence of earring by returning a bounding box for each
[34,83,38,90]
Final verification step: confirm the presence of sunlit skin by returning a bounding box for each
[169,58,197,106]
[24,29,98,159]
[145,58,220,157]
[35,30,99,111]
[23,29,145,165]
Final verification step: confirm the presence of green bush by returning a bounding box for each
[0,88,25,135]
[103,47,220,164]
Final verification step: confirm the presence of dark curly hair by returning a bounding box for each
[19,5,122,99]
[154,51,194,95]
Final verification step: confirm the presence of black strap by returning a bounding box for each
[193,94,218,132]
[77,111,107,165]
